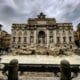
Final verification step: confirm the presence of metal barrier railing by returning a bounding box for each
[0,59,80,80]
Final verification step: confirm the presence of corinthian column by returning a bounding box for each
[34,30,37,46]
[60,30,63,44]
[54,30,57,44]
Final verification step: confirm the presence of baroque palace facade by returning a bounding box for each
[0,24,11,49]
[11,13,75,49]
[74,23,80,47]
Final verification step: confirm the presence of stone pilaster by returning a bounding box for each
[60,30,63,44]
[71,30,75,43]
[53,30,57,44]
[21,31,23,44]
[66,30,69,44]
[15,31,18,44]
[46,30,49,47]
[27,30,30,44]
[34,30,37,45]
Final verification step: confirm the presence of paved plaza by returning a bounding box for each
[0,54,80,64]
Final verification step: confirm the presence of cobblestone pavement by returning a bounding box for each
[0,71,59,80]
[0,71,80,80]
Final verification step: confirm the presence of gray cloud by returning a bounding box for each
[0,0,80,33]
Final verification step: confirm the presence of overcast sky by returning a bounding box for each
[0,0,80,33]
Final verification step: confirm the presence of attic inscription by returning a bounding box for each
[37,21,47,25]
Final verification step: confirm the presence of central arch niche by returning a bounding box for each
[38,31,45,45]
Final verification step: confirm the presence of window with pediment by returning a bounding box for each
[18,31,22,37]
[57,29,60,33]
[49,36,53,43]
[63,37,66,43]
[63,30,66,35]
[69,30,72,35]
[50,38,53,43]
[49,30,53,34]
[13,37,16,42]
[30,36,34,43]
[24,37,27,43]
[69,36,72,42]
[18,37,21,43]
[24,31,27,36]
[56,30,60,36]
[57,37,60,43]
[30,31,34,36]
[49,31,53,37]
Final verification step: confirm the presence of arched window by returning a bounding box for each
[18,31,22,37]
[38,31,45,44]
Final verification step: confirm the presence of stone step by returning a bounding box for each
[19,77,59,80]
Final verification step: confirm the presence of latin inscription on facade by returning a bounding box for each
[37,21,47,25]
